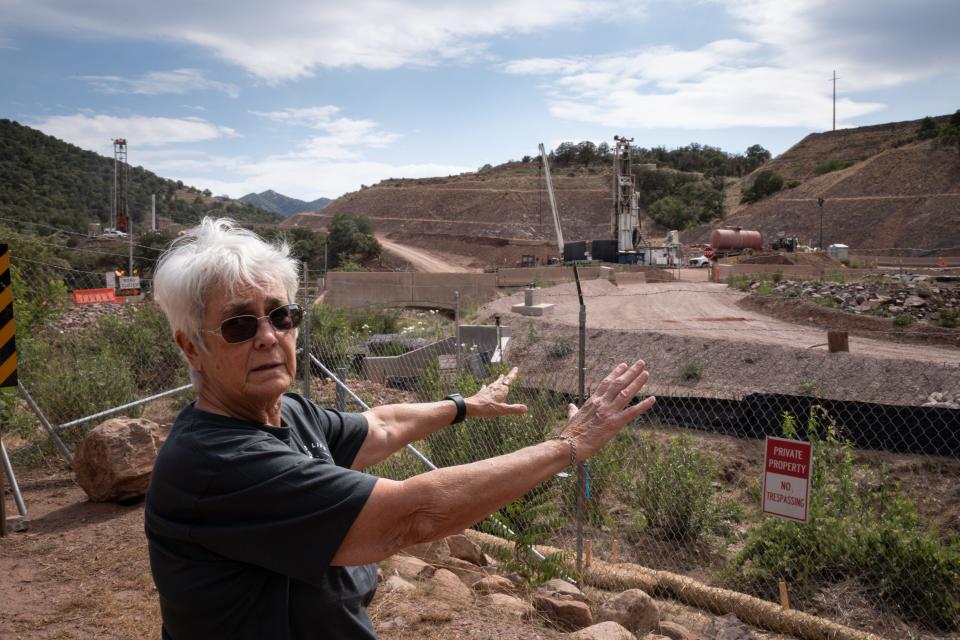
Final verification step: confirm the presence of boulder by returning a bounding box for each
[435,556,487,586]
[73,418,168,502]
[657,620,701,640]
[429,568,473,603]
[481,592,534,619]
[446,533,487,566]
[405,539,451,563]
[596,589,659,635]
[538,578,591,603]
[384,554,434,581]
[381,575,416,594]
[705,613,752,640]
[472,575,517,595]
[532,594,593,630]
[569,621,637,640]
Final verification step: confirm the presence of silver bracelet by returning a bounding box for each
[550,435,577,466]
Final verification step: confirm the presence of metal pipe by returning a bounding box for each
[0,439,28,520]
[54,384,194,434]
[18,382,73,462]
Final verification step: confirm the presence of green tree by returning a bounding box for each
[741,170,784,204]
[917,116,939,140]
[936,123,960,157]
[326,213,380,268]
[576,141,597,166]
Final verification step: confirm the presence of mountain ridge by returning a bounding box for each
[239,189,331,217]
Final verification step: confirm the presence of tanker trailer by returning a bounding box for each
[709,228,763,258]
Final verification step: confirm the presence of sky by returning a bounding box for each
[1,0,958,202]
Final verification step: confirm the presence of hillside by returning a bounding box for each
[685,115,960,254]
[0,119,280,233]
[239,189,331,217]
[285,116,959,261]
[282,163,674,262]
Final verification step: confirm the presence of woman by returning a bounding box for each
[145,218,656,640]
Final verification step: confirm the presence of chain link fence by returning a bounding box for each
[5,247,960,639]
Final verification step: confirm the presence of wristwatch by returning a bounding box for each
[443,393,467,424]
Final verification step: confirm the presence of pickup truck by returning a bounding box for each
[688,256,711,267]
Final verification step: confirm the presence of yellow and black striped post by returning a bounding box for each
[0,244,16,388]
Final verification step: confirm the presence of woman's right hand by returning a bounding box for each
[562,360,656,462]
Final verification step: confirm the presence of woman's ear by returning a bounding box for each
[175,330,204,372]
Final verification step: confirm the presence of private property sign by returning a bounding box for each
[762,436,813,523]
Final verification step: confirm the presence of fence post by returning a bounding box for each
[0,441,6,537]
[301,262,312,400]
[454,290,461,379]
[573,264,587,574]
[335,367,347,411]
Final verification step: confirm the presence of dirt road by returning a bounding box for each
[486,279,960,366]
[376,234,479,273]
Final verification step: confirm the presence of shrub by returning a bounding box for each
[894,313,914,327]
[727,409,960,630]
[917,116,940,140]
[741,171,784,204]
[546,338,574,359]
[937,309,959,328]
[678,353,704,382]
[813,159,855,175]
[785,179,801,189]
[624,434,741,543]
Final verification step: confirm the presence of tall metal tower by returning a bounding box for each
[612,135,640,257]
[112,138,130,233]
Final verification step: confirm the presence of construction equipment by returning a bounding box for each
[538,143,565,253]
[611,135,642,261]
[111,138,130,233]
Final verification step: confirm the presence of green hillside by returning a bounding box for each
[0,119,281,233]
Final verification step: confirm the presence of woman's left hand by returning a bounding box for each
[465,367,528,419]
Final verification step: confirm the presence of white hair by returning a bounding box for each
[153,217,300,354]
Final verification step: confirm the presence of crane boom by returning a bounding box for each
[538,143,565,252]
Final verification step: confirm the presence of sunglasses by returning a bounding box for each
[207,303,303,344]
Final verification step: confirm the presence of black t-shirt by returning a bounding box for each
[145,392,379,640]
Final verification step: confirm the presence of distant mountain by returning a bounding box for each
[239,190,332,217]
[0,119,282,233]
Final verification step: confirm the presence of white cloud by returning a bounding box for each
[500,1,958,130]
[30,113,238,155]
[252,106,401,160]
[77,68,239,97]
[177,159,473,202]
[3,0,638,81]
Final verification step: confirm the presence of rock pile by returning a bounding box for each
[751,279,960,324]
[379,534,707,639]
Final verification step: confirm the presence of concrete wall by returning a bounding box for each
[496,264,675,287]
[362,325,511,385]
[363,337,456,384]
[325,272,497,310]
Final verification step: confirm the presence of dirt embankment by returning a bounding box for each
[684,115,960,254]
[481,280,960,406]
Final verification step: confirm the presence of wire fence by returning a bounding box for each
[4,252,960,640]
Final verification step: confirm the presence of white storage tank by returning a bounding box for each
[827,244,849,261]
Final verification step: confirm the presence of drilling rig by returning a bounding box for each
[611,135,642,263]
[111,138,130,233]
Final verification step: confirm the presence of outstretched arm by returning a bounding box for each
[332,360,656,566]
[351,367,527,470]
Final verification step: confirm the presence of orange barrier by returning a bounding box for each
[72,288,120,304]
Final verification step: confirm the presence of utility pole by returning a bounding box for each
[831,70,840,131]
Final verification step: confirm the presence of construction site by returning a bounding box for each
[3,119,960,640]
